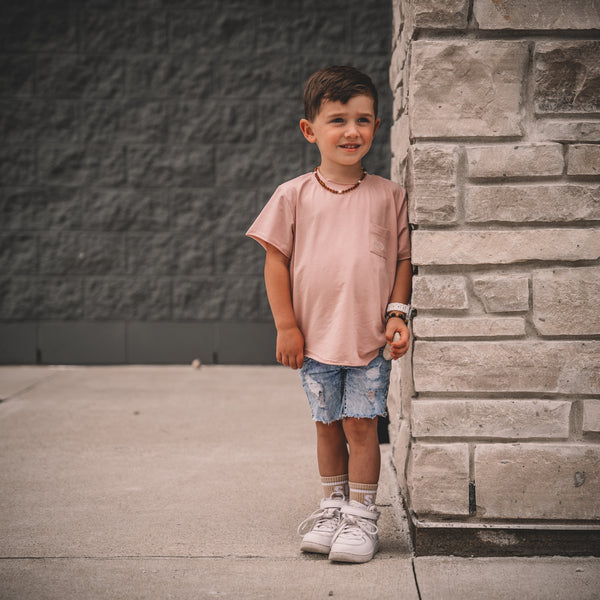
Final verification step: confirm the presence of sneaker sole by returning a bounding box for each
[329,541,379,564]
[300,540,331,554]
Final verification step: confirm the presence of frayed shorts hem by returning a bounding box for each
[311,410,388,425]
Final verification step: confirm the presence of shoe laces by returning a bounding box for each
[332,513,379,543]
[297,505,341,536]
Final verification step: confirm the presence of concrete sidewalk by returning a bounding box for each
[0,366,598,600]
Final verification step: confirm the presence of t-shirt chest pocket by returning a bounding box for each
[369,222,390,259]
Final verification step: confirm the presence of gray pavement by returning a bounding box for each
[0,365,598,600]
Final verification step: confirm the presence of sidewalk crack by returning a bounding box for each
[411,557,423,600]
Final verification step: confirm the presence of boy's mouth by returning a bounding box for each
[339,144,360,150]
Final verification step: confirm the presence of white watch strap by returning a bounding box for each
[386,302,411,314]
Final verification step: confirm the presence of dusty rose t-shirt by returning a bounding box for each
[246,171,410,366]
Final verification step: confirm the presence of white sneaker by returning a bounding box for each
[298,494,347,554]
[328,500,380,563]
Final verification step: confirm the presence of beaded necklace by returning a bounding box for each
[313,167,367,195]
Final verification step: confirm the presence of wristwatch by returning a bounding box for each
[385,302,413,324]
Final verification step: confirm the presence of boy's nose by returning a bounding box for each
[345,122,359,136]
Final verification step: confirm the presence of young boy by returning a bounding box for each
[246,66,412,563]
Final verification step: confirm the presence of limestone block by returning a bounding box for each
[475,444,600,519]
[84,277,171,320]
[582,400,600,434]
[387,359,403,426]
[410,0,470,29]
[412,229,600,266]
[465,185,600,223]
[413,341,600,394]
[389,40,405,93]
[533,121,600,143]
[399,352,415,418]
[391,115,410,165]
[412,399,571,439]
[568,145,600,175]
[535,42,600,114]
[467,144,563,178]
[392,419,411,498]
[412,275,469,310]
[409,41,527,137]
[407,443,470,516]
[533,267,600,336]
[413,316,526,338]
[407,145,459,224]
[472,274,530,313]
[474,0,600,30]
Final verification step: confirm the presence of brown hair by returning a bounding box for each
[303,66,379,122]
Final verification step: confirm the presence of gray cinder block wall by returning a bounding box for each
[1,0,393,365]
[388,0,600,554]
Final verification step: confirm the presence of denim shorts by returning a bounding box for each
[299,349,391,423]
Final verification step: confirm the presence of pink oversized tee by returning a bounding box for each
[246,171,410,367]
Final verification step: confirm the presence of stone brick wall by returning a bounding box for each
[388,0,600,537]
[0,0,393,364]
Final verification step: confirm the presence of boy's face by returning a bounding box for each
[300,95,380,173]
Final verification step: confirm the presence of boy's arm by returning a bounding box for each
[264,243,305,369]
[386,258,412,360]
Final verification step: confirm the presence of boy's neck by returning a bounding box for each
[317,161,365,184]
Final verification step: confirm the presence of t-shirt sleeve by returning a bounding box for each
[246,186,295,258]
[396,185,411,261]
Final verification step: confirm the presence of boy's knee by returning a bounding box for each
[316,419,344,437]
[343,417,378,444]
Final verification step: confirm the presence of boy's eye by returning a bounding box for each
[331,118,344,123]
[358,117,371,123]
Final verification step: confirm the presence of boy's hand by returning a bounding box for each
[385,318,410,360]
[276,325,305,370]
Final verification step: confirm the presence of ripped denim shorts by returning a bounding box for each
[298,349,391,424]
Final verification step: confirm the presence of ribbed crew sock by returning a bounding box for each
[349,482,378,507]
[321,474,349,500]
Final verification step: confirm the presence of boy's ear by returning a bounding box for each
[299,119,317,143]
[374,118,381,134]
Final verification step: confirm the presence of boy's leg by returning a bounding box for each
[342,417,380,483]
[329,353,390,563]
[316,420,349,499]
[298,361,348,554]
[342,417,380,505]
[316,421,348,477]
